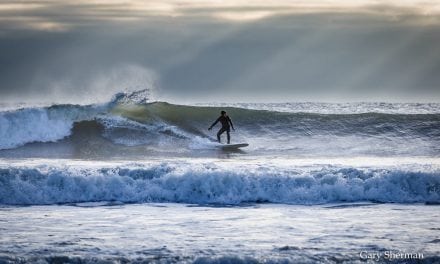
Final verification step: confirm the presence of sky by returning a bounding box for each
[0,0,439,104]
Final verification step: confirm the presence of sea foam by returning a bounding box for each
[1,161,438,205]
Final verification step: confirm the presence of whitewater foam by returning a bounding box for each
[0,104,106,150]
[1,159,438,205]
[98,115,191,147]
[0,108,74,149]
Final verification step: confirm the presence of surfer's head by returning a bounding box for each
[221,110,226,116]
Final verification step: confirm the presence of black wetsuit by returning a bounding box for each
[210,115,234,144]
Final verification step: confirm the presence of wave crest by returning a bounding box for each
[1,90,439,156]
[0,104,105,150]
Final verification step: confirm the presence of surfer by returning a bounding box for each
[208,110,235,144]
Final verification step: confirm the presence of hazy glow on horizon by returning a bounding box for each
[0,0,439,32]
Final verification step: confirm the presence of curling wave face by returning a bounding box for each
[0,90,440,158]
[0,104,104,150]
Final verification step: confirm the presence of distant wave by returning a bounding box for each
[0,90,439,157]
[1,162,439,205]
[196,102,440,115]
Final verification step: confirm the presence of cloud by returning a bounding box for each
[0,1,439,103]
[0,0,439,32]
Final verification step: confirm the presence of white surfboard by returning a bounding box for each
[216,143,249,150]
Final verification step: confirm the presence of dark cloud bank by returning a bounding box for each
[0,2,439,104]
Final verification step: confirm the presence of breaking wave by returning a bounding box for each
[0,90,439,157]
[0,162,439,205]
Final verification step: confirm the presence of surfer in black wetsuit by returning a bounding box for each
[208,110,235,144]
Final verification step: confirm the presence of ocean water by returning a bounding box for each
[0,90,439,263]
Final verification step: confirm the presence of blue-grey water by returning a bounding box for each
[1,91,439,263]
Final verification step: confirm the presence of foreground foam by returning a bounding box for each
[1,161,438,205]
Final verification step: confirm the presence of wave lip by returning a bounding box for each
[1,163,439,205]
[0,108,74,150]
[0,104,106,150]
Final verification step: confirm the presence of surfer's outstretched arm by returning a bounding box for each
[228,117,235,130]
[208,117,220,130]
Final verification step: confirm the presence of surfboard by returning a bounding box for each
[217,143,249,150]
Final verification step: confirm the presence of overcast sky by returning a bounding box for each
[0,0,439,103]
